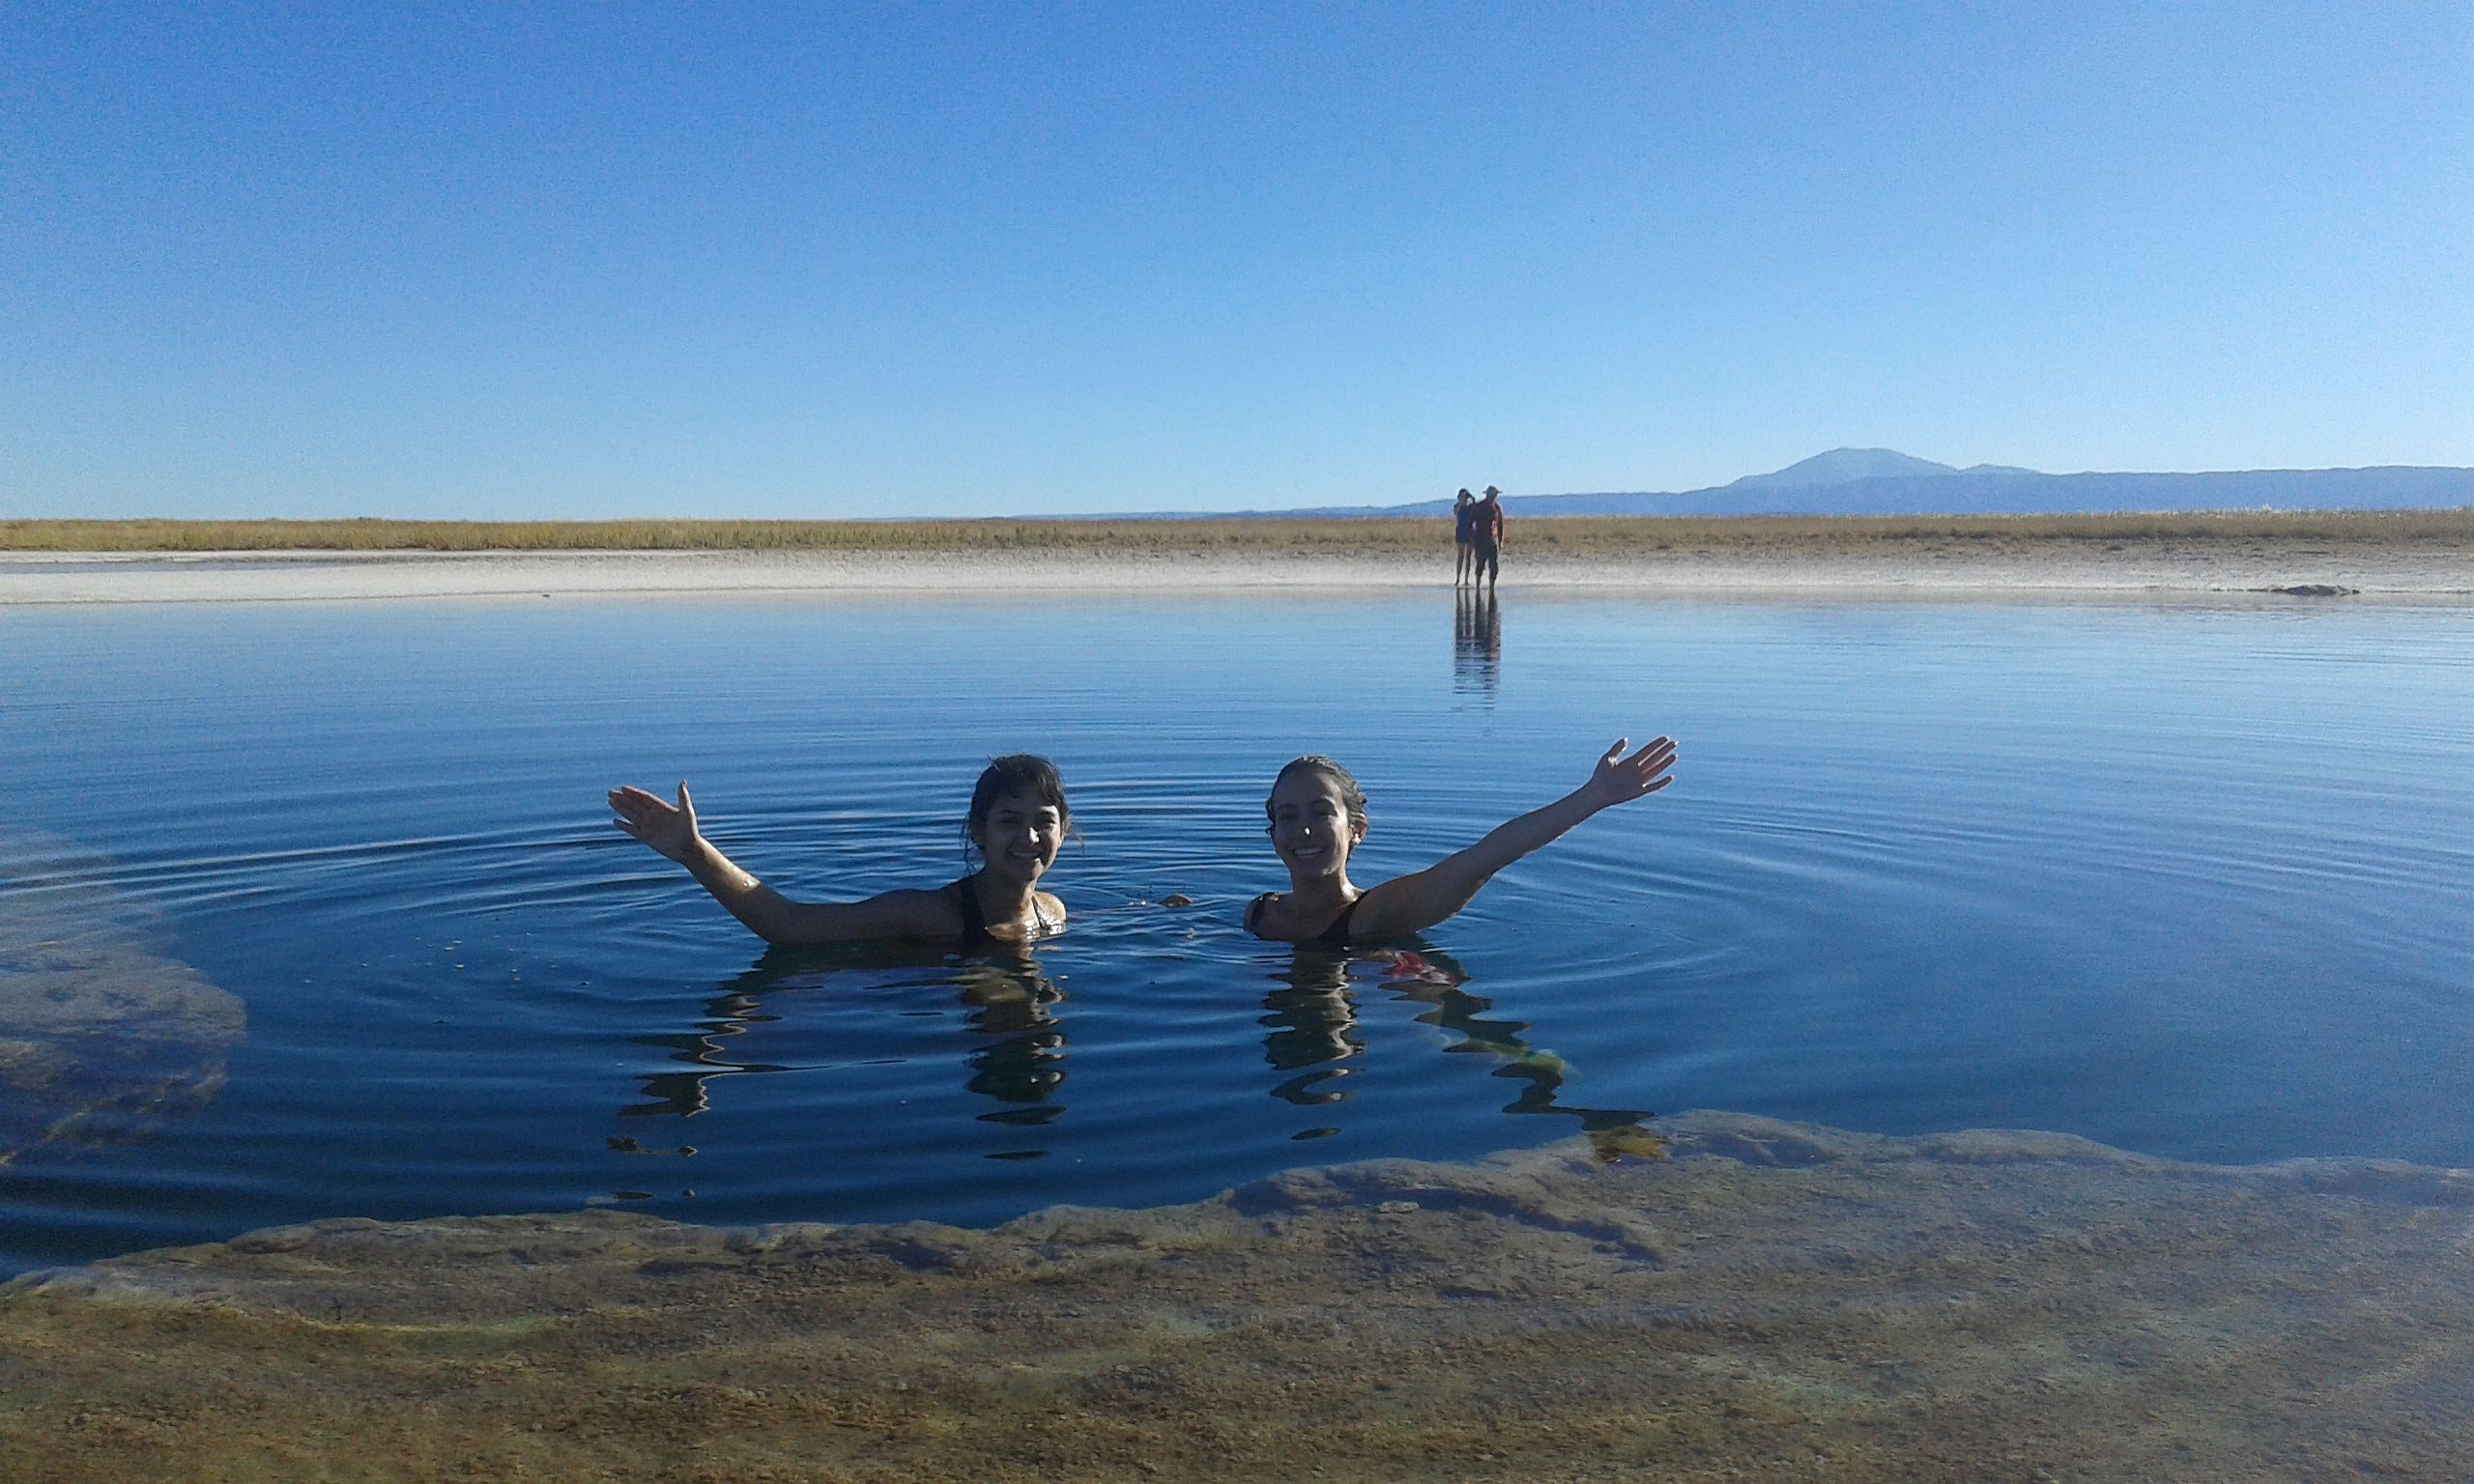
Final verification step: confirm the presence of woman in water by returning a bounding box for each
[1245,737,1677,947]
[608,754,1069,949]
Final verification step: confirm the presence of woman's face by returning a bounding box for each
[971,788,1065,885]
[1268,772,1361,882]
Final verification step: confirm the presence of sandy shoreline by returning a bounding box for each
[4,534,2469,604]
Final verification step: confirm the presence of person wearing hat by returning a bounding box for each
[1471,486,1505,591]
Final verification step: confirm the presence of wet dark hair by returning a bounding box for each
[1265,756,1367,837]
[964,755,1070,860]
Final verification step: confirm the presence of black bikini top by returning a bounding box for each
[1248,892,1362,948]
[947,874,1056,952]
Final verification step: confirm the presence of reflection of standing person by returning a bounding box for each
[1452,489,1477,586]
[1453,586,1501,699]
[1472,485,1505,590]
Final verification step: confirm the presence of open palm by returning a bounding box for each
[609,783,702,864]
[1581,736,1678,810]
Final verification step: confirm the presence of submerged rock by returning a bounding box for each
[4,1111,2470,1481]
[0,854,245,1166]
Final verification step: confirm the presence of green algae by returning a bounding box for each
[0,850,245,1167]
[4,1114,2470,1481]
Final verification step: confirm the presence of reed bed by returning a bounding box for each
[5,509,2469,555]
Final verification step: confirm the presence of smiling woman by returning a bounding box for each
[1246,737,1679,947]
[608,755,1069,950]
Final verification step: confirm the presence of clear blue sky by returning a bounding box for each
[7,3,2468,519]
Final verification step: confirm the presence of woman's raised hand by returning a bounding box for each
[1580,736,1678,811]
[609,782,703,865]
[1327,734,1681,942]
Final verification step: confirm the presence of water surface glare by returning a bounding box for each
[2,591,2469,1275]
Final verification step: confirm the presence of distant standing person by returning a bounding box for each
[1452,489,1477,586]
[1472,485,1505,591]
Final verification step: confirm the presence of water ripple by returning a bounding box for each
[2,593,2470,1275]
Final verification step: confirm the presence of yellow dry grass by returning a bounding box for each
[5,509,2469,555]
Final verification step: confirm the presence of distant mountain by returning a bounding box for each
[1548,462,2474,518]
[1212,448,2474,520]
[1723,447,1960,490]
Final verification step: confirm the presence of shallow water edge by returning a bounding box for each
[6,1114,2469,1483]
[5,534,2471,604]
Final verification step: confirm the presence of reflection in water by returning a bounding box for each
[1453,588,1501,699]
[623,944,1066,1145]
[623,970,786,1121]
[955,958,1068,1129]
[1261,951,1366,1106]
[1264,946,1651,1154]
[14,594,2474,1276]
[626,936,1653,1171]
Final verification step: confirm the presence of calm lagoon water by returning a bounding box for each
[3,589,2470,1276]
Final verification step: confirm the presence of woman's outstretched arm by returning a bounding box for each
[609,783,954,945]
[1345,737,1677,941]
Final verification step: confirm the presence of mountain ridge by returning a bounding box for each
[1225,448,2474,520]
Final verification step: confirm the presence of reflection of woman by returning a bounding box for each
[1260,945,1654,1143]
[1244,738,1678,947]
[624,945,1069,1127]
[1261,947,1366,1105]
[956,956,1070,1124]
[608,756,1069,948]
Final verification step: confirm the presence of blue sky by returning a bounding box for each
[6,3,2468,519]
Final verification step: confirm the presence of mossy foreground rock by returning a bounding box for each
[5,1115,2471,1482]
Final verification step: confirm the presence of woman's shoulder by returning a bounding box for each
[874,882,971,931]
[1243,891,1282,934]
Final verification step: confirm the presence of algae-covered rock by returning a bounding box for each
[0,854,245,1165]
[5,1113,2471,1482]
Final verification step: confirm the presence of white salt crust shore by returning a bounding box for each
[3,541,2470,604]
